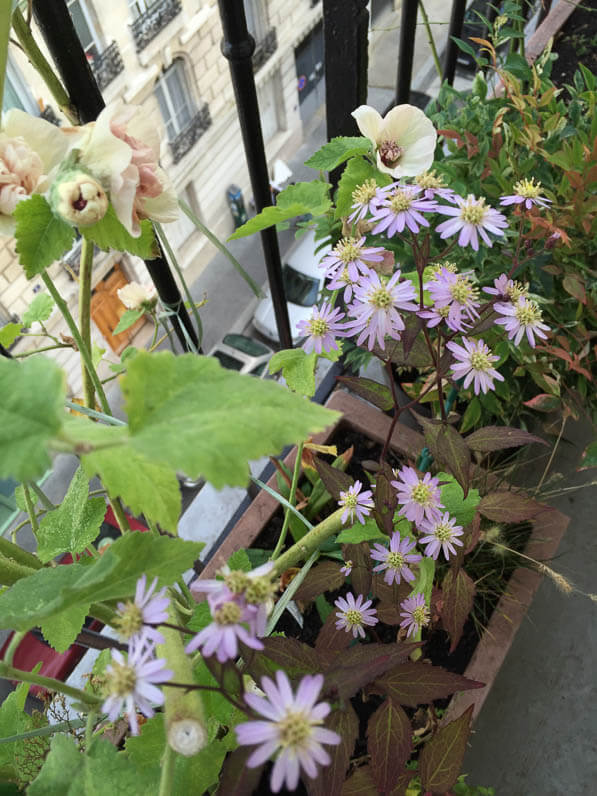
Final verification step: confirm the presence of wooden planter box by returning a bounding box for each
[198,388,569,723]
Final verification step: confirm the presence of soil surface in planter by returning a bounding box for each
[550,0,597,91]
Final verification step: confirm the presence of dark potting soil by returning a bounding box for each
[550,0,597,92]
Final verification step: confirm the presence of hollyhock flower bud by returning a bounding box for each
[52,169,108,226]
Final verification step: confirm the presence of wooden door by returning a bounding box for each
[91,264,146,354]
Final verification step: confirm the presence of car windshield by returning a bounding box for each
[222,333,270,357]
[282,264,320,307]
[212,351,244,371]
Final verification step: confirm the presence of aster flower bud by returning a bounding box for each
[51,168,108,227]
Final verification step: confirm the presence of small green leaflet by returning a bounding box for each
[0,356,65,481]
[336,517,387,544]
[580,439,597,470]
[436,471,480,527]
[335,157,391,218]
[36,467,106,562]
[305,136,372,171]
[22,293,55,327]
[13,195,75,278]
[269,348,317,397]
[0,322,21,347]
[113,308,144,335]
[229,181,331,240]
[39,602,89,653]
[81,203,157,258]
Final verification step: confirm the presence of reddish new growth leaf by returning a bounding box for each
[323,642,418,701]
[373,462,397,536]
[367,699,412,793]
[465,425,547,452]
[307,706,359,796]
[434,424,471,498]
[441,569,476,653]
[373,661,484,708]
[478,491,546,523]
[293,560,345,603]
[342,541,372,597]
[313,455,354,500]
[419,705,474,793]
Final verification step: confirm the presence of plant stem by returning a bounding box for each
[85,710,97,749]
[3,631,25,666]
[0,553,37,587]
[15,344,73,357]
[271,508,345,578]
[158,743,176,796]
[89,602,117,627]
[78,238,96,410]
[109,499,131,534]
[27,481,55,511]
[11,8,78,124]
[40,271,110,415]
[22,483,38,535]
[0,660,102,705]
[271,441,304,561]
[0,537,41,570]
[418,1,443,79]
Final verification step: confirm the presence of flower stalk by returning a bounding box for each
[78,237,96,410]
[270,508,345,578]
[0,660,102,706]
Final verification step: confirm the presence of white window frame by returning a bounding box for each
[155,60,196,141]
[3,57,39,115]
[67,0,104,62]
[257,75,280,143]
[128,0,152,18]
[244,0,267,42]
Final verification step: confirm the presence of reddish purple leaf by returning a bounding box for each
[388,769,414,795]
[373,661,484,707]
[523,393,561,412]
[341,765,378,795]
[467,310,499,335]
[419,705,474,793]
[464,511,481,554]
[337,375,395,411]
[294,560,345,602]
[434,423,471,497]
[371,572,411,604]
[312,456,355,500]
[215,746,263,796]
[307,706,359,796]
[442,568,476,653]
[478,491,546,522]
[323,642,416,700]
[342,542,372,597]
[563,274,587,304]
[315,608,353,654]
[465,425,547,452]
[375,601,402,625]
[367,699,413,793]
[243,637,320,682]
[373,462,397,536]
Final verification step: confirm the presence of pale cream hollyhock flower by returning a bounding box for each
[77,99,179,237]
[53,171,109,226]
[351,104,437,178]
[117,281,157,311]
[0,109,79,236]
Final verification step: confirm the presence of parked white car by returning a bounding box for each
[207,333,273,378]
[252,228,331,344]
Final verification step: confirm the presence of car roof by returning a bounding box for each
[285,228,331,279]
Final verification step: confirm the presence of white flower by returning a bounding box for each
[117,281,157,310]
[76,99,179,237]
[351,104,437,178]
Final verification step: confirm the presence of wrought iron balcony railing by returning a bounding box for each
[39,105,60,126]
[169,103,212,164]
[130,0,182,52]
[252,27,277,73]
[91,41,125,91]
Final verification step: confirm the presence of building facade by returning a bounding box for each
[1,0,325,393]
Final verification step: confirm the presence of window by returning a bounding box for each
[164,185,197,251]
[67,0,103,63]
[244,0,266,42]
[155,60,195,141]
[257,76,280,143]
[128,0,151,18]
[3,58,39,114]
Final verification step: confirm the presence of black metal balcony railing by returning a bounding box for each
[252,27,277,73]
[39,105,61,125]
[170,103,212,164]
[130,0,182,52]
[91,41,125,91]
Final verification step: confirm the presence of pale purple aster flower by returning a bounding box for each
[500,178,552,210]
[326,265,359,303]
[446,337,504,395]
[115,574,170,646]
[415,170,455,201]
[296,301,346,355]
[235,670,341,793]
[483,274,528,301]
[338,480,374,525]
[190,561,273,602]
[418,303,454,329]
[340,559,353,577]
[102,640,173,735]
[418,512,464,560]
[320,236,385,281]
[371,183,437,236]
[348,178,386,223]
[186,587,264,662]
[494,297,550,347]
[343,268,418,350]
[334,592,378,638]
[399,593,430,638]
[370,532,422,585]
[436,194,508,251]
[391,466,444,526]
[425,267,480,331]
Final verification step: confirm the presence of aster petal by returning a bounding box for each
[235,720,279,746]
[247,738,280,768]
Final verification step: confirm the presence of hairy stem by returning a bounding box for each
[271,509,345,578]
[0,536,41,570]
[78,238,96,410]
[0,660,102,705]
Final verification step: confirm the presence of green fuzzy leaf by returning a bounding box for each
[0,322,21,347]
[120,351,339,488]
[13,195,75,278]
[459,396,481,433]
[0,532,204,631]
[36,467,106,562]
[81,204,157,258]
[22,294,55,327]
[436,472,480,528]
[305,136,371,170]
[269,348,317,396]
[0,682,32,776]
[0,356,64,481]
[39,602,89,653]
[226,549,252,572]
[335,157,391,218]
[336,517,386,544]
[113,308,144,335]
[229,181,331,240]
[28,734,80,795]
[13,485,28,513]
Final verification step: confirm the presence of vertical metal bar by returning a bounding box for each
[396,0,419,104]
[442,0,468,86]
[31,0,199,352]
[218,0,292,350]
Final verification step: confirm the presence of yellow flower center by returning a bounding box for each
[389,190,413,213]
[379,139,403,167]
[470,350,492,371]
[336,237,361,264]
[277,712,313,748]
[434,522,453,542]
[430,261,458,278]
[115,603,144,639]
[371,286,392,309]
[105,662,137,698]
[450,278,478,305]
[387,551,405,570]
[214,601,242,625]
[352,179,378,204]
[461,197,487,225]
[515,300,542,326]
[344,609,363,627]
[309,317,329,337]
[513,178,542,198]
[506,281,528,301]
[245,577,274,604]
[411,482,433,505]
[342,492,358,508]
[437,305,450,318]
[416,170,445,189]
[225,571,249,594]
[412,605,430,627]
